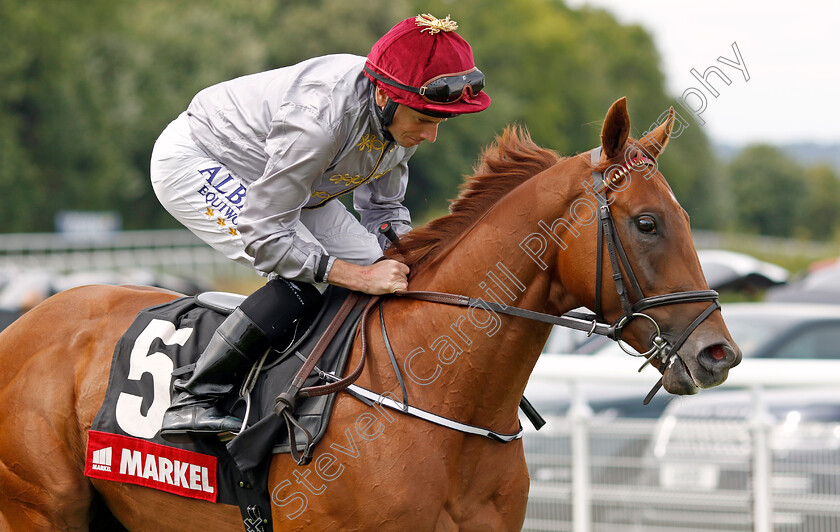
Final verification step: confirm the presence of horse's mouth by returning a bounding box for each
[661,354,699,396]
[659,340,739,395]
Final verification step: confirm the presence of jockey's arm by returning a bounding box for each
[327,258,409,295]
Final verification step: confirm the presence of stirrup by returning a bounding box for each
[159,396,244,444]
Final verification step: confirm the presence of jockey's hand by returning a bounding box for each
[327,258,410,295]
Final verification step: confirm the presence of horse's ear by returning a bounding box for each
[639,107,675,159]
[601,97,630,159]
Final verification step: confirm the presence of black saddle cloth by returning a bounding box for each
[90,284,365,508]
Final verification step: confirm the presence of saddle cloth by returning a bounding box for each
[85,285,363,515]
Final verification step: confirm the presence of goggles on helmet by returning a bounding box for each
[364,67,485,105]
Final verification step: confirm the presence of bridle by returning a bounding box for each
[277,146,725,463]
[370,146,720,404]
[587,146,720,401]
[390,147,721,402]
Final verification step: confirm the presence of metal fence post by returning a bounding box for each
[751,384,772,532]
[569,381,592,532]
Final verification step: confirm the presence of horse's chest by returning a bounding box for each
[448,453,530,529]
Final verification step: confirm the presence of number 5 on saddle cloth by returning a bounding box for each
[87,284,544,531]
[87,285,365,531]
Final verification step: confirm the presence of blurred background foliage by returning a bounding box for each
[1,0,836,236]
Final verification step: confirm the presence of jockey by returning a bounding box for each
[151,14,490,443]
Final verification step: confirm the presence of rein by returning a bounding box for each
[274,293,524,465]
[273,146,723,464]
[389,147,720,405]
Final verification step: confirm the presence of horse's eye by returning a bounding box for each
[637,216,656,234]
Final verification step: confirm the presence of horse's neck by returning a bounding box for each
[397,179,577,430]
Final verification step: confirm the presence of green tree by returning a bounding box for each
[408,0,722,227]
[727,145,805,237]
[1,0,725,233]
[0,0,121,230]
[797,165,840,240]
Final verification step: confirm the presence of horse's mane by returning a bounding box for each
[392,125,561,268]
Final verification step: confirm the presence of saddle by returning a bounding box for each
[87,285,542,531]
[87,285,369,531]
[212,287,370,469]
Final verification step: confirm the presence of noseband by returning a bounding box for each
[589,147,720,401]
[384,146,721,404]
[294,146,726,450]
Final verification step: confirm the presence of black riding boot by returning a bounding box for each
[159,278,322,444]
[159,307,270,443]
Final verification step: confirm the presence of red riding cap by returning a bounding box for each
[365,14,491,116]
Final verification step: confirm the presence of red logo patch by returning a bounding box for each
[85,430,217,502]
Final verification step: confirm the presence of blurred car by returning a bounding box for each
[522,358,663,527]
[541,249,791,357]
[0,267,54,312]
[585,302,840,360]
[638,387,840,531]
[529,302,840,424]
[524,364,672,420]
[0,267,54,329]
[766,264,840,304]
[52,269,209,296]
[697,249,789,292]
[541,317,600,354]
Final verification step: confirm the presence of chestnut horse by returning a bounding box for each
[0,98,740,531]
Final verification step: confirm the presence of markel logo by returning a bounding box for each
[91,446,113,472]
[85,430,217,502]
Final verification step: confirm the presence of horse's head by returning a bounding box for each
[393,97,739,395]
[556,97,741,395]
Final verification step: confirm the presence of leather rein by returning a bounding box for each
[384,147,720,404]
[275,146,721,464]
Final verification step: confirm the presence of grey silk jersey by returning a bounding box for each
[185,54,415,282]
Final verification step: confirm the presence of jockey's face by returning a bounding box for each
[375,88,447,148]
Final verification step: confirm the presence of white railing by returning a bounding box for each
[0,229,258,282]
[2,228,839,283]
[523,355,840,532]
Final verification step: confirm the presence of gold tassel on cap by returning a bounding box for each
[415,14,458,34]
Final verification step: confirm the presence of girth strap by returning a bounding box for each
[344,383,524,443]
[286,291,364,394]
[280,404,316,466]
[298,296,379,398]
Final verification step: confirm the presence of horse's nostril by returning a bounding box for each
[698,344,732,375]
